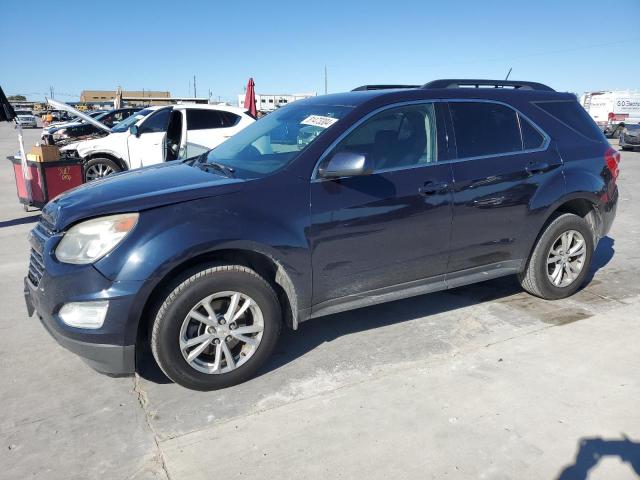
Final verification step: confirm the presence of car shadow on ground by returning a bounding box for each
[556,435,640,480]
[136,236,616,385]
[0,214,40,229]
[583,235,615,284]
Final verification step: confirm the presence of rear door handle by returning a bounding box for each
[419,181,449,195]
[525,161,550,175]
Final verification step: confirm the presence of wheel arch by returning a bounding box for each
[524,194,601,268]
[135,247,299,352]
[84,152,129,172]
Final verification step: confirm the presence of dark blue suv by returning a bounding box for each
[24,80,620,390]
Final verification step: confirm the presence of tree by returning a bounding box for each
[8,95,26,101]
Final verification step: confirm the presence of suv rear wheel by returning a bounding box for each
[519,213,594,299]
[84,157,121,182]
[151,265,282,390]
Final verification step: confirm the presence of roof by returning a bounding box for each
[139,104,248,114]
[295,79,570,110]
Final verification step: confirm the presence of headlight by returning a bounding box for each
[55,128,67,137]
[55,213,139,264]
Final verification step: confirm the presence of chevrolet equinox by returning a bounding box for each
[25,79,620,390]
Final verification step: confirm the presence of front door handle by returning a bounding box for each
[419,181,449,195]
[525,161,550,175]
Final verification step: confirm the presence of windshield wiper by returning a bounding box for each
[196,160,235,178]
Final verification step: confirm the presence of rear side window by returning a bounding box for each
[187,109,225,130]
[534,100,603,141]
[519,114,545,149]
[219,111,241,127]
[449,102,522,158]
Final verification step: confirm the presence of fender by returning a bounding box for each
[84,151,129,172]
[94,192,312,338]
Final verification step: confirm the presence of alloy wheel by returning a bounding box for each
[85,163,115,181]
[546,230,587,288]
[179,291,264,374]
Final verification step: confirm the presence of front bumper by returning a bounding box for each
[25,279,135,374]
[24,225,144,375]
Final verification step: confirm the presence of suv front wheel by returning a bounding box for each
[84,157,122,182]
[151,265,282,390]
[519,213,594,300]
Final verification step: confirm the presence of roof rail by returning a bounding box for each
[351,84,419,91]
[422,79,555,92]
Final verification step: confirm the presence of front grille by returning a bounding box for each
[27,222,54,287]
[28,249,45,286]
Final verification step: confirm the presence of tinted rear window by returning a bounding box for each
[220,111,241,127]
[187,109,225,130]
[449,102,522,158]
[535,100,603,141]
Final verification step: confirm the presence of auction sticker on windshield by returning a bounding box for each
[301,115,338,128]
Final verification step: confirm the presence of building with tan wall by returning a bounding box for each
[80,90,171,106]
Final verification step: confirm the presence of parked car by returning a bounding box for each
[48,109,106,125]
[41,108,139,145]
[50,100,255,181]
[14,110,37,128]
[619,123,640,151]
[24,79,619,390]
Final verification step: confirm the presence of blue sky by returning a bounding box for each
[1,0,639,102]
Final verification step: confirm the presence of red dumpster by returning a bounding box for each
[7,155,84,209]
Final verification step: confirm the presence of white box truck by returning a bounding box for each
[580,90,640,138]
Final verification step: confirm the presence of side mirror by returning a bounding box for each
[129,125,140,137]
[318,152,373,179]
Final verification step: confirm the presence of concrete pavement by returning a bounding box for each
[0,122,638,479]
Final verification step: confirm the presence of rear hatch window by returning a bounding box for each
[534,100,604,141]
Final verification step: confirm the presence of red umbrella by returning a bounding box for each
[243,77,257,119]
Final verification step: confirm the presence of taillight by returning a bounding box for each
[605,147,620,181]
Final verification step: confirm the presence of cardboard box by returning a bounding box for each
[29,145,60,162]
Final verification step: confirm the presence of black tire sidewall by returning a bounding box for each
[153,269,281,390]
[532,214,594,299]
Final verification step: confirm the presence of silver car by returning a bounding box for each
[619,124,640,151]
[15,110,37,128]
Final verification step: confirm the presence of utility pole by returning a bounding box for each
[208,89,212,103]
[193,75,197,98]
[49,86,54,99]
[324,66,328,95]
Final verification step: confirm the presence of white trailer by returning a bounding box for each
[580,90,640,137]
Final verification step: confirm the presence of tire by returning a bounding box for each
[84,157,121,182]
[518,213,594,300]
[151,265,282,390]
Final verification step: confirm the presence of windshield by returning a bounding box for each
[111,108,153,132]
[204,103,353,177]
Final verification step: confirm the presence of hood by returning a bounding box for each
[46,98,111,134]
[45,120,83,132]
[41,161,245,230]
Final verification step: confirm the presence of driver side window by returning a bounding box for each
[326,103,437,172]
[139,108,171,134]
